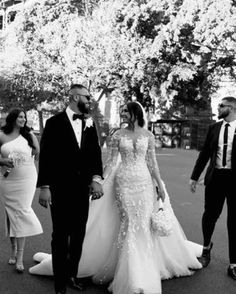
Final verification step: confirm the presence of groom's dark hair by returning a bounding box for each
[222,96,236,106]
[69,84,88,101]
[70,84,87,90]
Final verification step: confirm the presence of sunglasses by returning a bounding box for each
[77,94,91,101]
[218,103,232,108]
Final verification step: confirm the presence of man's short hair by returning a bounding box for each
[70,84,87,90]
[222,96,236,105]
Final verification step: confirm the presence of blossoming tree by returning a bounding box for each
[0,0,235,127]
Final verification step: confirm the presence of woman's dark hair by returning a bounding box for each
[1,108,35,149]
[126,101,145,129]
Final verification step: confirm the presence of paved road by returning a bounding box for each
[0,148,235,294]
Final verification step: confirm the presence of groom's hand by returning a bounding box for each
[189,179,197,193]
[90,181,103,200]
[39,187,52,208]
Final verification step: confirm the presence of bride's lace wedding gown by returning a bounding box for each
[29,129,202,294]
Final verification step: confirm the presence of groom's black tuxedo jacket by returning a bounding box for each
[191,121,236,186]
[37,111,103,190]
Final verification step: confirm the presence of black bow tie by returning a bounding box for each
[72,113,84,121]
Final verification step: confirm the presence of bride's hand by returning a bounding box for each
[157,185,165,202]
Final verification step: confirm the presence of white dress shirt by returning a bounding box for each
[66,107,83,147]
[216,119,236,169]
[66,107,103,184]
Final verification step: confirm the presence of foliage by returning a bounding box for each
[93,0,236,117]
[0,0,101,113]
[0,0,235,121]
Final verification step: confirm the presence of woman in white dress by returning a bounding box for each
[0,108,43,273]
[30,102,202,293]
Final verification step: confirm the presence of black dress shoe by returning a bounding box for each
[68,277,86,291]
[198,242,213,267]
[228,266,236,280]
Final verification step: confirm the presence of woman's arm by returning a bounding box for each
[146,132,165,201]
[0,132,14,168]
[30,131,40,160]
[102,130,120,183]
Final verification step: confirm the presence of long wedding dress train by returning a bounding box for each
[29,130,202,294]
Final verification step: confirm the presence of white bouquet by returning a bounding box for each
[4,151,27,178]
[151,199,174,237]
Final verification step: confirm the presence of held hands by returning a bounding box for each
[156,184,165,202]
[39,188,51,208]
[189,179,197,193]
[90,181,104,200]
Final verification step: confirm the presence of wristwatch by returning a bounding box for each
[40,185,50,189]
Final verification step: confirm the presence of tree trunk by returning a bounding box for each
[37,110,44,135]
[92,103,102,145]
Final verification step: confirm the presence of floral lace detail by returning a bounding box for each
[146,133,160,175]
[103,129,165,256]
[119,134,148,165]
[116,189,154,253]
[105,130,157,254]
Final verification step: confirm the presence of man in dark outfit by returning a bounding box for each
[38,84,103,293]
[190,96,236,281]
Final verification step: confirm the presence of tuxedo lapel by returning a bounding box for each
[212,121,223,150]
[232,127,236,146]
[80,120,86,149]
[231,126,236,167]
[61,111,81,151]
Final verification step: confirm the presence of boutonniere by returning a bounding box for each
[84,117,93,131]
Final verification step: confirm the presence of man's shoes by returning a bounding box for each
[198,242,213,267]
[227,266,236,280]
[68,277,86,291]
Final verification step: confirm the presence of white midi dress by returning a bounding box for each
[0,135,43,237]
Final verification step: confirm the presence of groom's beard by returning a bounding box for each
[77,100,89,114]
[218,110,229,119]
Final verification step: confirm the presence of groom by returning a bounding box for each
[37,84,103,294]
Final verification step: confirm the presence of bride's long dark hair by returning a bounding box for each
[1,108,35,149]
[126,101,145,130]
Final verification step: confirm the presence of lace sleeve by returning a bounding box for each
[146,132,163,187]
[103,130,120,182]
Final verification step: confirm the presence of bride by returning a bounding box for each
[30,101,202,294]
